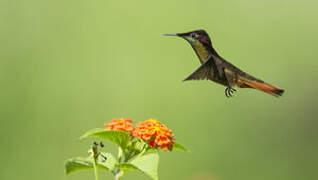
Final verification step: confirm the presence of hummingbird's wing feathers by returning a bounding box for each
[223,68,238,87]
[183,55,220,81]
[214,55,264,84]
[212,54,227,78]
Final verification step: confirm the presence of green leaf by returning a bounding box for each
[130,152,159,180]
[98,152,116,170]
[173,141,189,152]
[80,128,131,150]
[65,153,117,175]
[117,163,139,172]
[65,157,108,175]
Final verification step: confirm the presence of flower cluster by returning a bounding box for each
[104,118,134,135]
[104,118,175,151]
[134,119,175,151]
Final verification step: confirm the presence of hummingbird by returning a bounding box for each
[163,30,285,97]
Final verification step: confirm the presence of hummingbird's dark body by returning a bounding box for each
[164,30,284,97]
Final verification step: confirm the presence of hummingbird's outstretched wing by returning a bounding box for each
[183,55,220,81]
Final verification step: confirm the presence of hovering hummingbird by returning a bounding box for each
[163,30,285,97]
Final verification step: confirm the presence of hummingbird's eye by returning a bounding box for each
[190,33,198,38]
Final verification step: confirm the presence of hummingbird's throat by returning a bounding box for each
[191,41,210,64]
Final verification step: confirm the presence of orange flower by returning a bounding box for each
[104,118,135,135]
[134,119,175,151]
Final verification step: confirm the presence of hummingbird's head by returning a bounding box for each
[163,29,214,62]
[163,29,212,48]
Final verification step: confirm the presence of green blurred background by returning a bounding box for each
[1,0,318,179]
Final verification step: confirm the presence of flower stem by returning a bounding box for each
[114,170,123,180]
[136,144,147,159]
[93,157,99,180]
[113,147,125,180]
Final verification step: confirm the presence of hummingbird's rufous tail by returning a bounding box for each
[242,80,285,97]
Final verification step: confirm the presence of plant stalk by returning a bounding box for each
[114,171,123,180]
[136,144,147,159]
[93,157,99,180]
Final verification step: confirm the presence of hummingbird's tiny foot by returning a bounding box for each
[225,87,235,97]
[225,88,229,97]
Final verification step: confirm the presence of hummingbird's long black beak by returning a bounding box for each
[162,33,179,36]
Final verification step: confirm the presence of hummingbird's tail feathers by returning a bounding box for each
[241,80,285,97]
